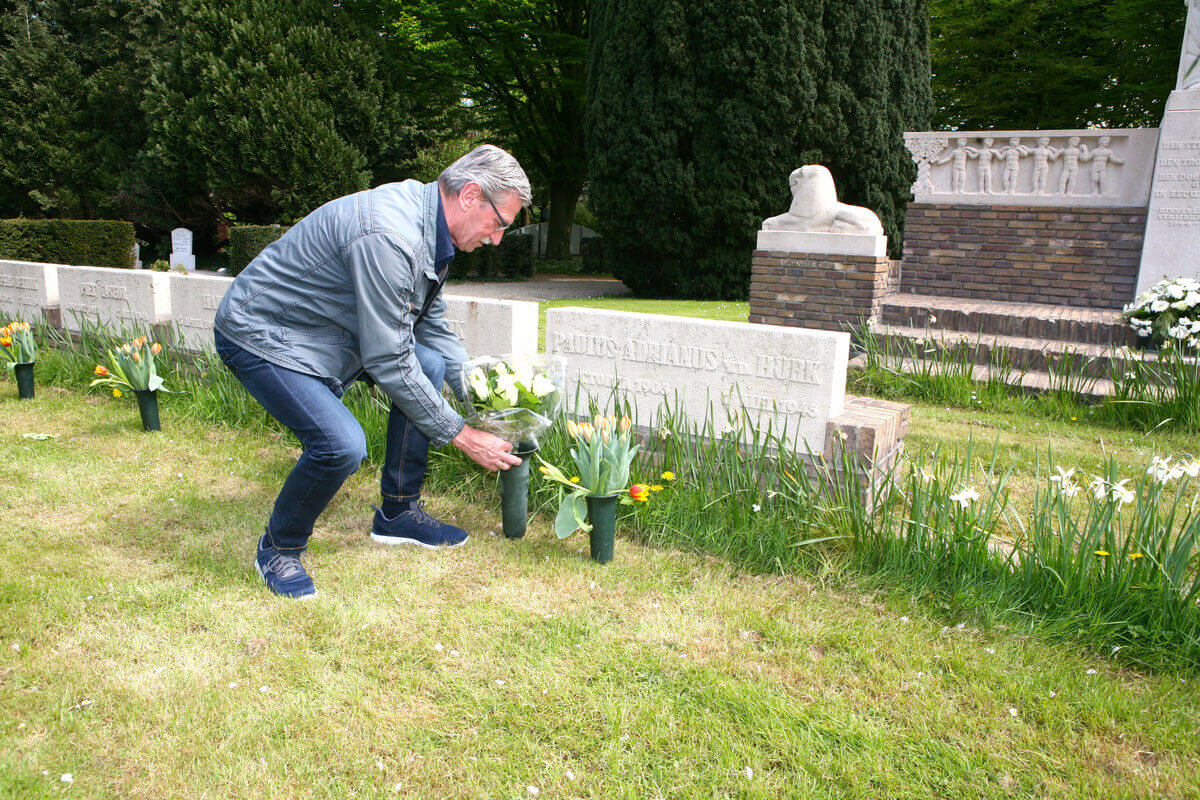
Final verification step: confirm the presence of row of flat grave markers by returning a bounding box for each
[0,260,538,362]
[1,259,859,456]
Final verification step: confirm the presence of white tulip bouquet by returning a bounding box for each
[461,355,564,445]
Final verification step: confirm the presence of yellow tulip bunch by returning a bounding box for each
[539,413,642,539]
[90,336,167,395]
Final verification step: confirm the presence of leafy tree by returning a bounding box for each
[138,0,427,240]
[930,0,1186,129]
[587,0,929,299]
[406,0,588,259]
[0,2,109,217]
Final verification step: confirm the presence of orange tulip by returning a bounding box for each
[0,337,10,348]
[94,365,108,376]
[629,484,649,502]
[151,342,162,355]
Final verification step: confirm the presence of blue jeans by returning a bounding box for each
[214,330,447,552]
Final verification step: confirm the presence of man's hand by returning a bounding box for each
[452,425,522,471]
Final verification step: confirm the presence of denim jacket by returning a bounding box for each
[214,180,468,446]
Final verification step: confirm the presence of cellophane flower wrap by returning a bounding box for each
[1123,277,1200,349]
[461,355,564,446]
[0,321,36,366]
[90,336,166,394]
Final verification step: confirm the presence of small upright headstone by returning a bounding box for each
[170,228,196,272]
[132,242,142,269]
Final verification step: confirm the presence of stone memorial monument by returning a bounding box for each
[750,164,894,332]
[1138,0,1200,294]
[546,307,909,501]
[170,228,196,272]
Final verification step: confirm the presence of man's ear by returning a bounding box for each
[459,181,481,209]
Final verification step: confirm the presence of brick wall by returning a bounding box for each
[901,203,1145,309]
[749,250,893,333]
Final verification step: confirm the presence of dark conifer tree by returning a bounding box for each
[587,0,931,299]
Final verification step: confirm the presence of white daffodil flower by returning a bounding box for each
[949,486,980,508]
[1147,456,1175,484]
[1151,299,1170,313]
[1109,479,1135,508]
[1090,476,1108,500]
[1051,466,1076,484]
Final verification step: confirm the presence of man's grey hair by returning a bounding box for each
[438,144,532,206]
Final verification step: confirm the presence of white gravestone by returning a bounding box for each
[904,129,1159,208]
[758,165,887,257]
[57,265,170,335]
[0,259,60,323]
[1139,3,1200,293]
[545,308,849,454]
[169,272,233,350]
[170,228,196,272]
[441,294,539,363]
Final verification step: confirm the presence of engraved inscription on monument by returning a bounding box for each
[545,308,849,453]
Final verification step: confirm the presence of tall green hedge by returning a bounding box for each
[0,219,135,267]
[228,225,290,275]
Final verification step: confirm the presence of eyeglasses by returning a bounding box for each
[480,192,512,235]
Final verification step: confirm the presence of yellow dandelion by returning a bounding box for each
[1094,550,1110,557]
[650,485,664,491]
[112,388,122,398]
[570,476,580,483]
[1128,553,1144,560]
[661,471,675,481]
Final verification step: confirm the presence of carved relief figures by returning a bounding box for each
[905,132,1130,198]
[1081,135,1124,196]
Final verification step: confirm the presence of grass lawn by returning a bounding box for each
[3,387,1200,799]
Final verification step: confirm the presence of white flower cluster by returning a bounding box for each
[1124,277,1200,347]
[1145,455,1200,484]
[467,360,557,410]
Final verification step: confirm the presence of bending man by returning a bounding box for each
[213,145,527,598]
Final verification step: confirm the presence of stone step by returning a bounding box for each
[867,321,1119,379]
[880,293,1135,346]
[847,353,1116,401]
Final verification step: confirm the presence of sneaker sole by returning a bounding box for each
[369,531,469,549]
[254,559,318,600]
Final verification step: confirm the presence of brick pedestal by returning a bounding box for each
[749,249,896,333]
[901,203,1145,309]
[812,395,910,507]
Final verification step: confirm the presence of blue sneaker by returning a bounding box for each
[255,534,317,599]
[371,502,469,549]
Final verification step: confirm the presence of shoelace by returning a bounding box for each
[265,551,306,580]
[406,502,440,527]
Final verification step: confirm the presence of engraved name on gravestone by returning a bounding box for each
[442,295,539,362]
[58,265,170,334]
[1139,4,1200,293]
[170,227,196,272]
[169,272,232,350]
[545,308,849,453]
[0,260,59,322]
